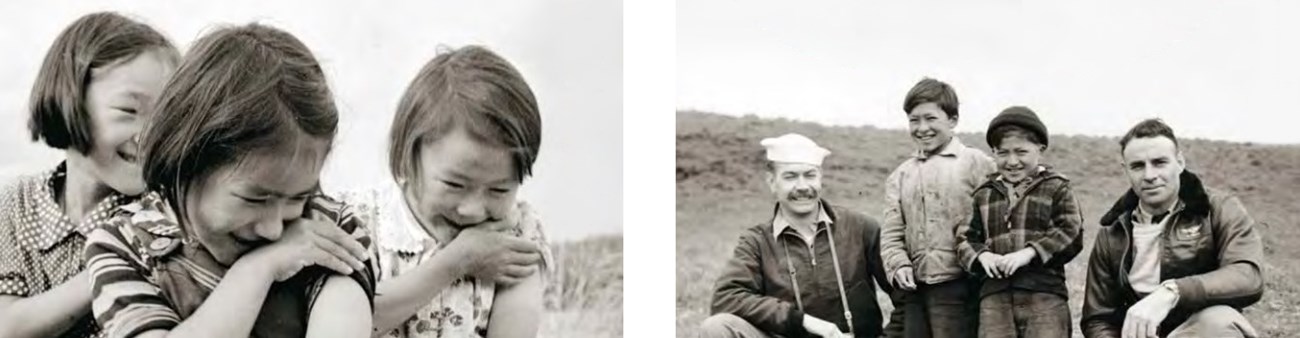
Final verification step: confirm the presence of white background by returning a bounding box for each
[0,0,622,241]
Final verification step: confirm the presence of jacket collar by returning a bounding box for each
[764,198,837,239]
[979,165,1064,192]
[914,137,966,160]
[1099,170,1210,227]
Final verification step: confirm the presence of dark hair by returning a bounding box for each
[140,23,338,222]
[1119,118,1178,152]
[989,124,1043,148]
[903,78,959,118]
[388,45,542,184]
[28,12,179,153]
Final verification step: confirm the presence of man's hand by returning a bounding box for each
[977,252,1005,278]
[1121,286,1178,338]
[996,248,1036,277]
[892,266,916,291]
[802,314,848,338]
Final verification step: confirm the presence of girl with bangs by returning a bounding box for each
[0,12,179,338]
[83,23,374,338]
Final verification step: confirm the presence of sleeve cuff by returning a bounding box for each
[783,306,806,336]
[1029,242,1053,264]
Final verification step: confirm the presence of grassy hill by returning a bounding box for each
[676,111,1300,337]
[541,235,624,337]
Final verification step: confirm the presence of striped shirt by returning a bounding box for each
[0,163,133,338]
[85,192,376,338]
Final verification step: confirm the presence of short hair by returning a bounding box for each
[990,124,1044,149]
[27,12,180,154]
[140,23,338,222]
[1119,118,1179,153]
[903,78,959,118]
[388,45,541,184]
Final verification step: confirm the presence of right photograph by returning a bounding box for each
[677,2,1298,338]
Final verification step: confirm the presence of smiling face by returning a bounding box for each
[767,162,822,217]
[907,102,957,154]
[405,128,522,233]
[994,135,1045,183]
[184,137,329,265]
[1121,136,1185,212]
[74,49,174,195]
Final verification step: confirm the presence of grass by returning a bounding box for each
[675,111,1300,338]
[541,234,624,337]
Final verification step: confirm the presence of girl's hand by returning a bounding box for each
[442,227,542,286]
[238,215,369,281]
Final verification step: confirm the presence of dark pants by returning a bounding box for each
[977,290,1070,338]
[889,278,977,338]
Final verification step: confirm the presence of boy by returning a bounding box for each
[880,78,994,337]
[956,106,1083,338]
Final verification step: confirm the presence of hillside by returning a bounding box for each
[676,111,1300,337]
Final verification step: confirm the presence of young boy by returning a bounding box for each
[955,106,1083,338]
[880,78,994,337]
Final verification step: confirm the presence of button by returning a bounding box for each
[150,237,174,250]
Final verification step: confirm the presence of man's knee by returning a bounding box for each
[700,313,761,338]
[1170,305,1258,338]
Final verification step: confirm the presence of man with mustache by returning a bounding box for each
[701,133,895,338]
[1081,119,1264,338]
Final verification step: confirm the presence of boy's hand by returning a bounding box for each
[996,248,1036,276]
[977,252,1005,279]
[892,267,916,291]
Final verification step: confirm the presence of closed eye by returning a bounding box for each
[442,180,466,189]
[117,107,138,115]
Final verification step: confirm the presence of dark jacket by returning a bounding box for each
[711,200,893,337]
[1081,171,1265,338]
[956,168,1084,299]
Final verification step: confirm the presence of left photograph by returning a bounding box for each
[0,1,622,337]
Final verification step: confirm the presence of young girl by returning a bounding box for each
[0,12,178,338]
[357,46,552,338]
[83,23,374,338]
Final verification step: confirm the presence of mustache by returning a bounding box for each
[787,189,819,200]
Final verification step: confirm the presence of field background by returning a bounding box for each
[676,111,1300,337]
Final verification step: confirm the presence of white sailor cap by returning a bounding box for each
[760,133,830,166]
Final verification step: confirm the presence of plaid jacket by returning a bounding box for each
[956,168,1084,298]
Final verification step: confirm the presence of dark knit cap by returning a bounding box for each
[987,106,1048,148]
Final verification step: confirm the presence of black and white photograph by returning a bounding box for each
[0,1,622,337]
[677,2,1299,337]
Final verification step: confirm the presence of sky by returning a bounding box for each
[0,0,622,241]
[679,1,1300,145]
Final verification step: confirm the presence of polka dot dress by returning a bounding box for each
[0,164,132,338]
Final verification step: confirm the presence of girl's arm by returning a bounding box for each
[0,271,93,338]
[372,249,466,335]
[486,273,544,338]
[372,229,540,336]
[131,262,278,338]
[307,275,372,338]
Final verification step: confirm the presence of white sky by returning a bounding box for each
[0,0,622,240]
[678,1,1300,144]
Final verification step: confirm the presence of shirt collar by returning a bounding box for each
[914,137,966,160]
[1135,199,1182,225]
[772,202,833,238]
[376,183,434,254]
[29,163,134,251]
